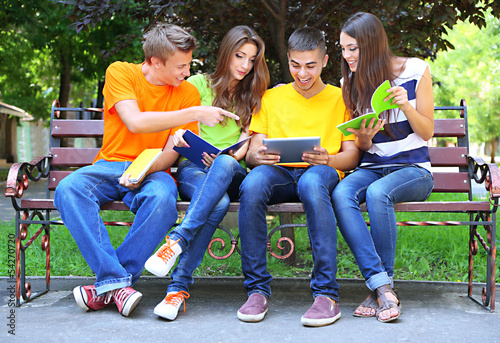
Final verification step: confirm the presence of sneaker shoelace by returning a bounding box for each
[164,291,190,314]
[104,291,114,305]
[156,236,180,263]
[89,287,112,305]
[112,287,133,305]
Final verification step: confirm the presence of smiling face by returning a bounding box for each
[149,50,193,87]
[228,42,258,84]
[288,47,328,98]
[339,31,359,72]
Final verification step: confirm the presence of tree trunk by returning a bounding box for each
[490,137,497,163]
[95,80,105,110]
[262,0,292,84]
[58,53,71,109]
[270,20,291,84]
[58,52,71,147]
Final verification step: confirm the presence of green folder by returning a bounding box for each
[337,80,399,136]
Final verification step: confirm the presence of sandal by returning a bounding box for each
[352,292,377,317]
[375,284,402,323]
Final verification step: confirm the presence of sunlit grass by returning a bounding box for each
[0,193,497,285]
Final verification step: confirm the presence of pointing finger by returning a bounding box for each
[221,110,240,121]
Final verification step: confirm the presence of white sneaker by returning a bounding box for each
[145,236,182,277]
[153,291,190,320]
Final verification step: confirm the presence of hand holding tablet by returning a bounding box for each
[262,136,321,164]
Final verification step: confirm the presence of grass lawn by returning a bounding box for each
[1,193,498,284]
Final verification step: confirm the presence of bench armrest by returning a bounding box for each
[467,155,500,204]
[4,155,51,200]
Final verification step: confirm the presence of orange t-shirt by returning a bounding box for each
[94,61,199,163]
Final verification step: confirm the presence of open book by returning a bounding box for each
[336,80,398,136]
[173,129,250,169]
[122,148,163,184]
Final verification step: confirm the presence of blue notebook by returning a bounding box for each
[173,130,250,169]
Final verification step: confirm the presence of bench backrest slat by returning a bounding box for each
[51,119,104,137]
[428,147,467,167]
[46,103,470,196]
[432,172,469,192]
[433,118,466,137]
[51,147,100,167]
[48,171,72,190]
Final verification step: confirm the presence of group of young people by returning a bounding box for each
[54,11,434,327]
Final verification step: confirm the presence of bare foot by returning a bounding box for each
[375,285,401,322]
[353,292,377,317]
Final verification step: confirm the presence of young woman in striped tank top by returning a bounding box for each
[333,12,434,323]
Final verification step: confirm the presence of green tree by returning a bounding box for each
[429,11,500,162]
[0,0,57,118]
[60,0,500,85]
[0,0,144,119]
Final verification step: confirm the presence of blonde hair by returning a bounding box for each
[143,23,197,64]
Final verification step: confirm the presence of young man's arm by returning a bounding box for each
[118,135,180,190]
[302,140,360,171]
[245,133,280,169]
[327,140,361,171]
[115,100,239,134]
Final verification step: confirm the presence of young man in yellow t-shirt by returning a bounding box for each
[236,27,360,327]
[54,24,238,317]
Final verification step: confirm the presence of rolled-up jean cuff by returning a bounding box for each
[95,274,132,296]
[365,271,391,291]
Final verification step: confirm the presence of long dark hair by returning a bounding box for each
[340,12,398,120]
[209,26,270,128]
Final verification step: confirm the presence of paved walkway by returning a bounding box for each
[1,180,59,223]
[1,175,497,342]
[1,276,498,342]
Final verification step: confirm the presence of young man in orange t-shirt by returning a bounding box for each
[54,24,238,317]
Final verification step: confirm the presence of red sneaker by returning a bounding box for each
[73,285,113,312]
[112,286,143,317]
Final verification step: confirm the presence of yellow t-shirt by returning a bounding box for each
[94,61,200,164]
[250,83,354,178]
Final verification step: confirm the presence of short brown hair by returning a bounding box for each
[143,23,197,64]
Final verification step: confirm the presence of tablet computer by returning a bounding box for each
[262,136,321,164]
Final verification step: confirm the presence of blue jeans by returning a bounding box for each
[54,160,178,295]
[332,165,433,291]
[238,165,341,300]
[167,155,247,293]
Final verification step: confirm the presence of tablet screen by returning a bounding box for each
[262,137,321,164]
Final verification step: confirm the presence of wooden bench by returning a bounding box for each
[4,99,498,311]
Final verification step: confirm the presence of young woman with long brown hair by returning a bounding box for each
[332,12,434,323]
[144,25,270,321]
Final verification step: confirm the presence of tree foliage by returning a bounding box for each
[429,10,500,162]
[59,0,500,85]
[3,0,500,121]
[0,0,144,119]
